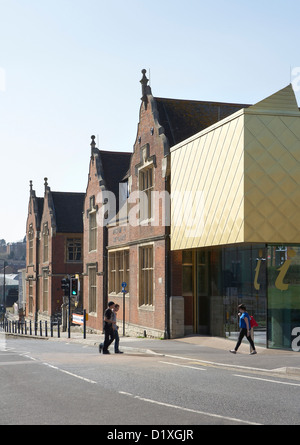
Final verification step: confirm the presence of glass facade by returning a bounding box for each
[183,243,300,350]
[267,245,300,350]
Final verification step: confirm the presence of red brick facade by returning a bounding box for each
[25,179,84,322]
[106,88,170,337]
[82,145,107,331]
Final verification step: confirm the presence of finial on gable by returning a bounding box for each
[29,180,33,192]
[140,69,149,109]
[90,135,97,158]
[44,177,48,193]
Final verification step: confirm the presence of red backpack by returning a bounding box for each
[250,315,258,328]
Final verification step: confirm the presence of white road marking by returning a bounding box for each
[42,362,97,384]
[159,361,206,371]
[163,354,272,373]
[0,360,37,366]
[234,374,300,387]
[118,391,262,425]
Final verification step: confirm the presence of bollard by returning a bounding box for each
[30,320,32,336]
[39,320,42,337]
[83,309,86,339]
[50,321,53,337]
[35,321,37,336]
[45,321,48,337]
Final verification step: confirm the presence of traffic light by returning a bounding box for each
[61,278,70,296]
[70,275,80,297]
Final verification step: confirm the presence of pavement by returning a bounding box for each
[4,328,299,377]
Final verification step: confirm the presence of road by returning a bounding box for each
[1,335,300,427]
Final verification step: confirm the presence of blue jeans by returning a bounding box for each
[114,328,120,352]
[103,325,114,352]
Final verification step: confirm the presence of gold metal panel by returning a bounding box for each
[244,85,300,243]
[171,114,245,250]
[171,85,300,250]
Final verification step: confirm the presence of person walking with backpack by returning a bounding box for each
[230,304,257,355]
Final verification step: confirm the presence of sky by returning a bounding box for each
[1,0,300,243]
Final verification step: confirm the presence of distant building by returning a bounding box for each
[7,241,26,260]
[0,273,19,307]
[25,178,84,322]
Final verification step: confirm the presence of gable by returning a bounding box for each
[51,192,85,233]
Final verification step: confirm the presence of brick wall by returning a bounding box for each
[107,96,169,338]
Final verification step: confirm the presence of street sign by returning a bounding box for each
[72,313,88,325]
[72,313,84,325]
[122,282,127,288]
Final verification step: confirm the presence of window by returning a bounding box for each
[89,211,97,251]
[28,225,34,265]
[139,246,153,306]
[139,166,153,221]
[88,266,97,313]
[28,280,33,314]
[42,270,48,312]
[43,223,49,263]
[182,250,193,295]
[108,250,129,294]
[67,238,82,261]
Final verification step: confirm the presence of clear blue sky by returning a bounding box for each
[1,0,300,243]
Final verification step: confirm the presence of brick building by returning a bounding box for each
[82,138,131,332]
[83,70,249,338]
[25,178,84,322]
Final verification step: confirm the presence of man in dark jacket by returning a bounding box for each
[99,301,115,354]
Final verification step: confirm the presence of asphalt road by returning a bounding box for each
[1,336,300,427]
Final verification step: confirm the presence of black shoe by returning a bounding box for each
[103,350,110,354]
[99,343,103,354]
[115,350,123,354]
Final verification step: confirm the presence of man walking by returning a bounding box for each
[112,304,123,354]
[230,304,257,355]
[99,301,115,354]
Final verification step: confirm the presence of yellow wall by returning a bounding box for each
[171,85,300,250]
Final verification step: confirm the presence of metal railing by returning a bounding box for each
[0,319,60,338]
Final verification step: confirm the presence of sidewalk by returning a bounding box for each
[45,330,300,377]
[3,326,300,376]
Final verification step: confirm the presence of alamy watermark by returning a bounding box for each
[291,327,300,352]
[94,184,204,237]
[291,67,300,92]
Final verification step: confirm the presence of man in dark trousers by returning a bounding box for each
[99,301,115,354]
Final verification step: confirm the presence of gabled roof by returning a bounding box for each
[155,97,251,147]
[97,150,132,211]
[27,181,44,231]
[51,192,85,233]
